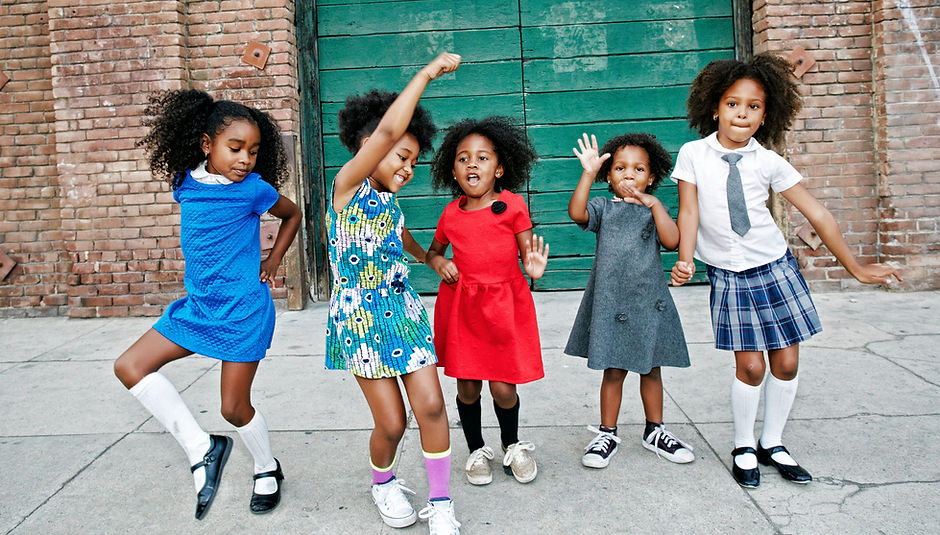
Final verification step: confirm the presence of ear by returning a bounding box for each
[200,133,212,156]
[359,135,370,150]
[495,164,504,179]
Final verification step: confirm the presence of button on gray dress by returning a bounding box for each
[564,197,690,373]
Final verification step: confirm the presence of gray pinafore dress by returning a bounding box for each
[564,197,690,373]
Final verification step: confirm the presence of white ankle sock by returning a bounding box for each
[130,372,211,491]
[731,377,762,470]
[236,410,278,495]
[761,373,799,466]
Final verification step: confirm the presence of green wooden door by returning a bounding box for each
[315,0,733,293]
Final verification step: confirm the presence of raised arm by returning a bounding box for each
[781,183,901,284]
[670,180,699,286]
[568,133,610,224]
[332,52,461,211]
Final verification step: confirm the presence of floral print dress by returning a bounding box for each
[325,179,437,378]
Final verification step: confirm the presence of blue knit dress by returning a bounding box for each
[153,170,280,362]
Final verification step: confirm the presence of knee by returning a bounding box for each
[114,354,142,388]
[738,361,765,384]
[602,368,628,385]
[456,380,482,403]
[771,364,798,381]
[220,400,254,427]
[489,382,517,408]
[376,417,407,444]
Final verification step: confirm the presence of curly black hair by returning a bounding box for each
[430,116,538,196]
[594,132,673,194]
[687,52,802,147]
[337,89,436,155]
[137,89,289,190]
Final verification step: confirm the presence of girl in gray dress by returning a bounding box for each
[565,133,694,469]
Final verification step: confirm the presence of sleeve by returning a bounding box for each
[579,196,605,233]
[670,142,697,185]
[766,151,803,193]
[511,193,533,234]
[433,203,450,245]
[252,175,281,215]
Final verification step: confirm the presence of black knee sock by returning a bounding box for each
[493,396,520,449]
[456,396,485,452]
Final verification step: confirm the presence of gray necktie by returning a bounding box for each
[722,153,750,236]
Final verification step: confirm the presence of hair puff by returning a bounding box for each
[337,89,436,155]
[595,132,672,194]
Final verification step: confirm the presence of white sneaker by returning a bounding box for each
[371,478,417,528]
[465,446,495,485]
[502,441,537,483]
[642,424,695,464]
[418,498,461,535]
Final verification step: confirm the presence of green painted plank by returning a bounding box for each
[318,0,518,36]
[321,94,524,135]
[405,261,443,294]
[529,222,596,257]
[523,49,732,93]
[522,18,734,59]
[525,85,689,125]
[320,61,522,102]
[519,0,732,26]
[533,269,591,290]
[397,195,451,230]
[526,119,697,159]
[319,28,520,70]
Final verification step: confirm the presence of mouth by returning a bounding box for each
[467,173,480,186]
[394,173,409,186]
[232,169,249,178]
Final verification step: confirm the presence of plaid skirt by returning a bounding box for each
[706,251,822,351]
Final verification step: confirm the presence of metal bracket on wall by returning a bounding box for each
[796,223,823,250]
[260,222,279,250]
[788,46,816,78]
[0,71,9,91]
[0,250,16,281]
[242,41,271,69]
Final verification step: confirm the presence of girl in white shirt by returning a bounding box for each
[670,53,900,489]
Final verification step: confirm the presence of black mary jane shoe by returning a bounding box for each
[192,434,233,520]
[731,446,760,488]
[250,458,284,515]
[757,443,812,484]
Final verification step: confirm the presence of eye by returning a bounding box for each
[479,155,487,161]
[458,156,467,162]
[750,103,761,110]
[727,102,737,108]
[637,166,645,173]
[615,166,624,171]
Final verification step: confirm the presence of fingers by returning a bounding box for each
[427,52,461,78]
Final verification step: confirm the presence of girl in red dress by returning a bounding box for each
[426,116,548,486]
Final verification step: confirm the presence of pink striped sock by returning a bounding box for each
[371,457,395,485]
[424,449,451,500]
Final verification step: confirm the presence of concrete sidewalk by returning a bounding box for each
[1,287,938,534]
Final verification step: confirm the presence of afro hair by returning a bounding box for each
[595,132,673,194]
[430,116,538,196]
[137,89,289,190]
[686,52,802,148]
[337,89,436,156]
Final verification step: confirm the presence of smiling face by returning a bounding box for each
[607,145,653,198]
[452,133,503,200]
[368,132,420,194]
[714,77,766,150]
[201,119,260,182]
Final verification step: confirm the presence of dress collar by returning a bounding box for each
[190,161,234,185]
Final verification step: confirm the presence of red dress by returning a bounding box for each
[432,190,544,384]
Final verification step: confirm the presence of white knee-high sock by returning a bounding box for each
[129,372,211,491]
[236,410,278,494]
[731,377,762,470]
[761,373,799,466]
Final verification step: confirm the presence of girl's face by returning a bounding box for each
[607,145,653,198]
[201,119,260,182]
[368,132,420,194]
[452,133,503,199]
[714,77,766,149]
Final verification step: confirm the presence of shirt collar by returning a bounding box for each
[190,161,234,185]
[703,131,760,154]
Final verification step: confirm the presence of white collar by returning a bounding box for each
[703,131,760,154]
[190,161,234,185]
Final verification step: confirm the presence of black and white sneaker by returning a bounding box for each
[581,426,621,469]
[642,423,695,463]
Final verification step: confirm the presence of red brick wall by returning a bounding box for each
[872,0,940,289]
[0,0,67,316]
[753,0,939,290]
[0,0,301,318]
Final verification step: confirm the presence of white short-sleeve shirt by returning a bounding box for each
[670,133,802,272]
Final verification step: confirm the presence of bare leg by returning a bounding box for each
[114,328,193,388]
[600,368,628,429]
[639,367,663,424]
[355,375,408,469]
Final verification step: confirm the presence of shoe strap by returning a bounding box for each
[731,446,757,457]
[759,444,789,456]
[254,459,283,481]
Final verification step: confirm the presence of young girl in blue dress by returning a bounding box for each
[671,53,901,488]
[114,89,302,518]
[326,52,462,535]
[566,132,694,469]
[426,116,548,487]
